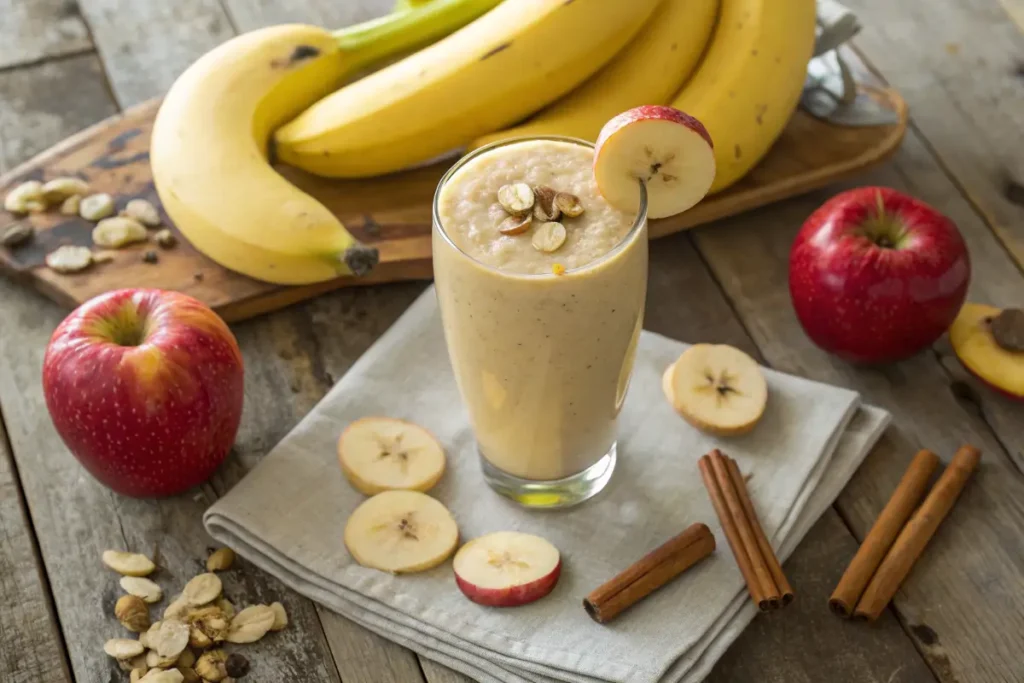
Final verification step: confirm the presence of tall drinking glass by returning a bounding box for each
[432,137,648,508]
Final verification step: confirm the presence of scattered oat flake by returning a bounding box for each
[104,638,145,659]
[226,604,276,644]
[206,547,235,572]
[183,572,222,606]
[269,601,288,631]
[152,619,190,658]
[46,245,93,274]
[102,550,156,576]
[121,575,163,603]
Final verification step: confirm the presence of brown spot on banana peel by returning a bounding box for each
[480,42,511,60]
[271,44,321,69]
[343,244,379,276]
[734,144,742,159]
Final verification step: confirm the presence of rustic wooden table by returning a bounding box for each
[2,1,1023,682]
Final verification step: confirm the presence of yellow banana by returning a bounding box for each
[151,1,498,285]
[670,0,817,193]
[274,0,663,178]
[471,0,720,149]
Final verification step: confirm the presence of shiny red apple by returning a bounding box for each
[789,186,970,363]
[42,289,244,497]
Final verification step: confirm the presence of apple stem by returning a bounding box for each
[334,0,500,73]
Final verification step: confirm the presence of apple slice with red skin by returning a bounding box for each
[42,289,244,497]
[453,531,561,607]
[789,186,970,364]
[594,105,715,219]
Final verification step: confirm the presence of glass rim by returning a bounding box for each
[431,135,649,279]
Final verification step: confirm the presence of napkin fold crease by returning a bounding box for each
[205,288,889,683]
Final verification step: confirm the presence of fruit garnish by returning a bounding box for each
[338,417,446,495]
[594,105,715,219]
[497,183,535,215]
[453,531,561,607]
[344,490,458,573]
[950,303,1024,401]
[667,344,768,435]
[531,221,567,253]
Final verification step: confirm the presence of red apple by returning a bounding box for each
[594,105,715,219]
[42,289,244,497]
[453,531,561,607]
[789,187,970,363]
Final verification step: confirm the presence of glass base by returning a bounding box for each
[479,443,617,509]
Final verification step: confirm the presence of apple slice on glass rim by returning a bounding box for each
[453,531,561,607]
[594,105,715,220]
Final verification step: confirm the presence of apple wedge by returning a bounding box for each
[594,105,715,219]
[453,531,561,607]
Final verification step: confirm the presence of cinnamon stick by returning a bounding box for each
[829,449,940,617]
[724,456,794,606]
[584,522,715,624]
[699,450,783,610]
[853,445,981,621]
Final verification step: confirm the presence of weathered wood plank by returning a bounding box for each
[0,53,343,683]
[223,0,388,31]
[0,56,116,176]
[844,0,1024,272]
[0,0,92,70]
[691,128,1024,683]
[0,414,71,683]
[76,0,235,106]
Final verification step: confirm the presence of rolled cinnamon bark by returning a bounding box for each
[829,449,940,617]
[853,445,981,621]
[724,456,794,606]
[584,522,715,624]
[699,450,782,610]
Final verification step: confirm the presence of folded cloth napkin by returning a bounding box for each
[205,288,889,683]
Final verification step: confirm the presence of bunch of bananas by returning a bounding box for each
[152,0,816,286]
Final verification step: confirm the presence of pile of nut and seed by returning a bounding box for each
[102,546,287,683]
[494,182,584,255]
[2,177,177,273]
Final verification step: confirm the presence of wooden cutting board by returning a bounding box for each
[0,88,906,323]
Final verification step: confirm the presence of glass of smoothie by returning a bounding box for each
[432,136,648,508]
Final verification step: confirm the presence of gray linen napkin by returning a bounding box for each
[205,288,889,683]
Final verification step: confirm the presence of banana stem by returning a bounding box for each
[334,0,501,72]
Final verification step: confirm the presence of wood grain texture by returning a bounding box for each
[0,90,906,323]
[0,36,343,683]
[642,223,934,683]
[0,416,71,683]
[0,55,117,176]
[844,0,1024,272]
[75,0,235,106]
[224,0,389,31]
[0,0,91,70]
[690,127,1024,683]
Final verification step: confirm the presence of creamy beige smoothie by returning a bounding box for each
[433,138,647,489]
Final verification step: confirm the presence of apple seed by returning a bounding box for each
[990,308,1024,352]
